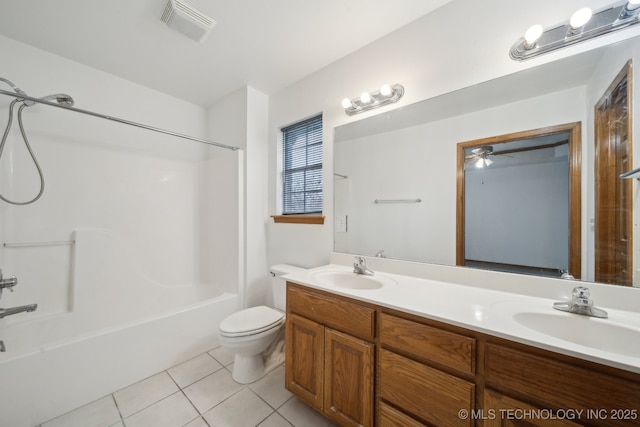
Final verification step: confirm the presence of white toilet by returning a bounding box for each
[218,264,304,384]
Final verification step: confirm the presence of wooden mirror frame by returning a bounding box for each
[456,122,582,279]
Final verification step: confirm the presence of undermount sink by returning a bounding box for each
[513,311,640,357]
[310,269,397,290]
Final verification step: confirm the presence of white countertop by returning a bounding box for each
[284,263,640,375]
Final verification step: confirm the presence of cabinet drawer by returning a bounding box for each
[380,313,475,374]
[483,389,582,427]
[485,344,640,420]
[379,349,474,427]
[378,402,426,427]
[287,284,375,340]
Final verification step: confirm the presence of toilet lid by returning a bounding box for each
[219,306,284,336]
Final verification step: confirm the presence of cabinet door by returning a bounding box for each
[483,389,582,427]
[324,328,374,427]
[285,313,324,411]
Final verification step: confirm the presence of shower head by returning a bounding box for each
[39,93,74,107]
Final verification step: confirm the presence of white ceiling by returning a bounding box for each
[0,0,452,107]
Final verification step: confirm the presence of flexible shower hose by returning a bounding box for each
[0,99,45,205]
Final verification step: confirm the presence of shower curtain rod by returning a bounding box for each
[0,88,240,151]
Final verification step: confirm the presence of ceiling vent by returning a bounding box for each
[161,0,216,43]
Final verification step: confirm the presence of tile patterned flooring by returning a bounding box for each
[39,346,335,427]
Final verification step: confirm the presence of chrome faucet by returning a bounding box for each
[553,286,607,318]
[353,256,374,276]
[0,303,37,319]
[559,270,575,280]
[374,250,386,258]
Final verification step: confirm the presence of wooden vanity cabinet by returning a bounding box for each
[285,281,640,427]
[483,342,640,427]
[285,283,375,427]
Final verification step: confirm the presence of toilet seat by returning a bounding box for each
[219,306,285,338]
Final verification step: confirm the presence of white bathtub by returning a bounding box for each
[0,290,238,427]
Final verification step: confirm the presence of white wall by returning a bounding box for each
[267,0,639,270]
[245,87,270,307]
[206,86,271,307]
[206,88,247,303]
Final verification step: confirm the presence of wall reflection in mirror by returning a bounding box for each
[334,34,640,288]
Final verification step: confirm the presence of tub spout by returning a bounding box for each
[0,303,37,319]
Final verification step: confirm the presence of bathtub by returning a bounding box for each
[0,290,238,427]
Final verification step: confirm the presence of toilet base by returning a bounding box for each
[231,353,281,384]
[231,334,285,384]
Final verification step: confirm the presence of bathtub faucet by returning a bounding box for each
[0,303,37,319]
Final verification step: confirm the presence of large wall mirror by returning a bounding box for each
[334,34,639,288]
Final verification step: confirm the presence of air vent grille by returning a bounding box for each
[161,0,216,42]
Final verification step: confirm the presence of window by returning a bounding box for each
[281,114,323,215]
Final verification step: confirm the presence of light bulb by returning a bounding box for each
[620,0,640,18]
[484,158,493,167]
[380,84,392,97]
[341,98,353,109]
[524,24,543,48]
[475,158,484,168]
[570,8,592,29]
[360,92,372,104]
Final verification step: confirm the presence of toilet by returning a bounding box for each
[218,264,304,384]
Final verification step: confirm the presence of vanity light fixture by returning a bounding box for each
[342,84,404,115]
[510,1,640,61]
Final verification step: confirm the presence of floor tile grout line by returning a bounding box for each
[201,383,249,415]
[114,371,180,421]
[247,382,288,412]
[120,389,191,424]
[178,387,207,424]
[110,393,126,425]
[243,387,281,426]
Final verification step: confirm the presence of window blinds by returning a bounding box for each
[282,114,323,214]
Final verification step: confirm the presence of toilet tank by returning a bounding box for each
[270,264,305,311]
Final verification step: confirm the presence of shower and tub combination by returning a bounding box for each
[0,77,243,427]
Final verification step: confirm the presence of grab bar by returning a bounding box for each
[3,240,75,248]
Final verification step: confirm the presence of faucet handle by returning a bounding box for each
[571,286,593,307]
[0,275,17,291]
[0,270,18,299]
[572,286,589,298]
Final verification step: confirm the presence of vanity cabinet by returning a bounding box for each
[285,281,640,427]
[285,283,375,427]
[483,342,640,427]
